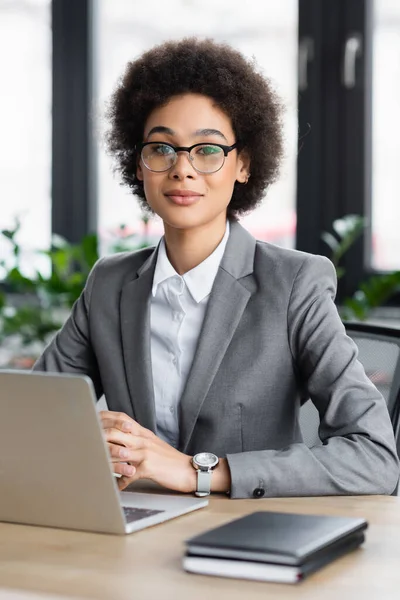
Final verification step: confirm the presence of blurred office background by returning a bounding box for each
[0,0,399,364]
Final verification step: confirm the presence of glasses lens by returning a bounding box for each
[191,144,224,173]
[141,143,175,172]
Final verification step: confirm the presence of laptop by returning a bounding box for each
[0,370,208,535]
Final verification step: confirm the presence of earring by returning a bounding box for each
[244,173,251,184]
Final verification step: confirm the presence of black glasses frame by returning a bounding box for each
[136,141,239,173]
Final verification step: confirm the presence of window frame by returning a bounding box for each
[50,0,399,306]
[51,0,97,243]
[297,0,400,307]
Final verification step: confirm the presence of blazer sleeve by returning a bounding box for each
[226,255,400,498]
[32,259,104,399]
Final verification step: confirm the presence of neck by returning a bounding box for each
[163,216,228,275]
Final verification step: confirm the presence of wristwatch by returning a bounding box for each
[191,452,219,497]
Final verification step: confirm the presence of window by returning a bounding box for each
[371,0,400,270]
[0,0,52,277]
[96,0,298,249]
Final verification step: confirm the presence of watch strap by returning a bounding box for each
[195,469,211,497]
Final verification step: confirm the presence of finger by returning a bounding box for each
[117,475,135,491]
[99,410,133,422]
[103,428,133,447]
[112,462,136,478]
[99,412,155,439]
[116,466,143,491]
[99,412,136,433]
[103,418,150,437]
[107,441,146,462]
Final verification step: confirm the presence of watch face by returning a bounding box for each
[194,452,219,469]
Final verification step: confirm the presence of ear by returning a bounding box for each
[136,160,144,181]
[236,149,251,184]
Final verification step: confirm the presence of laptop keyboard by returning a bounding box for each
[122,506,165,523]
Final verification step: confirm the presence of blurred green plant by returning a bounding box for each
[0,215,152,348]
[341,272,400,321]
[321,214,366,280]
[322,214,400,320]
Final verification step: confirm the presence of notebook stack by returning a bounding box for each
[184,511,367,584]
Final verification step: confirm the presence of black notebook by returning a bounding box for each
[184,511,368,584]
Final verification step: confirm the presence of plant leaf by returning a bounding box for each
[336,266,345,280]
[332,215,366,262]
[321,232,339,254]
[80,233,99,270]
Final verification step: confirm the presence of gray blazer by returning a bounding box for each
[34,220,399,498]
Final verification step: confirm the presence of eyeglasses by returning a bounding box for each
[137,141,238,174]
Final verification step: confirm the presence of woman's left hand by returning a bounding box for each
[99,410,196,492]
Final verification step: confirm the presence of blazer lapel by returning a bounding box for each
[179,221,256,452]
[120,249,158,432]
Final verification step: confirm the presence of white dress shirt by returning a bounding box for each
[150,221,230,447]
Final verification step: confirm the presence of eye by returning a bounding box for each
[153,144,174,155]
[196,145,222,156]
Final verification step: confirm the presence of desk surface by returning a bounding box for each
[1,492,400,600]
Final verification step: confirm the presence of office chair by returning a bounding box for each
[299,322,400,462]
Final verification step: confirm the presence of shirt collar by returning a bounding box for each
[152,221,230,303]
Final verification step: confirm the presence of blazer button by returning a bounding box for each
[253,487,265,498]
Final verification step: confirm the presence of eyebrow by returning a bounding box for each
[146,126,228,142]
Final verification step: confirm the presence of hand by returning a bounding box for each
[99,411,197,493]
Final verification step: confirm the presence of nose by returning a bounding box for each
[168,150,197,180]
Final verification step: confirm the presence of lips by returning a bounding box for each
[164,189,203,206]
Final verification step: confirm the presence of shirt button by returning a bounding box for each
[173,312,180,321]
[252,487,265,498]
[172,356,177,366]
[169,406,174,414]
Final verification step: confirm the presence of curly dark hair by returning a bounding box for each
[105,37,284,219]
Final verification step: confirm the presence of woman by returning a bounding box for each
[34,38,399,498]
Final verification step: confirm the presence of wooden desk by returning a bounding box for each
[1,494,400,600]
